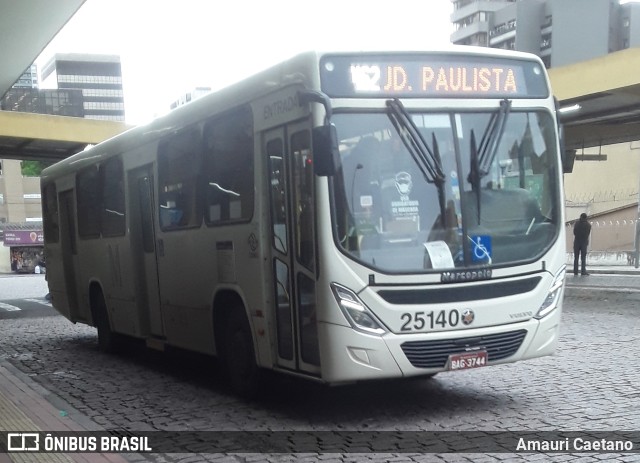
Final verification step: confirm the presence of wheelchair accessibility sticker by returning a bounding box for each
[470,235,492,263]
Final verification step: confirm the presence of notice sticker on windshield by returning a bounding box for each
[360,195,373,208]
[424,241,455,269]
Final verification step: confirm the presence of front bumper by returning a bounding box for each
[318,304,561,384]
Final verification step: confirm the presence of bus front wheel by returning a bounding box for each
[223,309,260,398]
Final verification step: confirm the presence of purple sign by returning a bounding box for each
[3,230,44,246]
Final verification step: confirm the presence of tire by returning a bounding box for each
[92,292,121,354]
[223,309,261,398]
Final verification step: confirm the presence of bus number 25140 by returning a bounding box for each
[400,309,465,332]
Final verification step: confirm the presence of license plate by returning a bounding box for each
[447,350,488,371]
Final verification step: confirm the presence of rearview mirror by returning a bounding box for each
[313,124,340,177]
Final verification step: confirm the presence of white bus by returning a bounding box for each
[41,48,566,395]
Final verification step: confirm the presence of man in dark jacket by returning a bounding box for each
[573,213,591,275]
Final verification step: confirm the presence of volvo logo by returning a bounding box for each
[461,309,475,325]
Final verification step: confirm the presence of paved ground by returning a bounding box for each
[0,274,49,300]
[0,272,639,462]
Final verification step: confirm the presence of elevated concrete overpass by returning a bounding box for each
[0,112,130,161]
[549,47,640,151]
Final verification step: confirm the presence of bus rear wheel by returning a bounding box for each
[223,309,260,398]
[91,292,121,354]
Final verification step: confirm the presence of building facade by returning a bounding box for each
[451,0,640,68]
[40,53,125,121]
[451,0,516,47]
[0,160,46,273]
[169,87,212,110]
[12,64,39,89]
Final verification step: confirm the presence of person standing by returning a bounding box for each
[573,213,591,276]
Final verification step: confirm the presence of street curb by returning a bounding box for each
[0,359,139,463]
[1,360,104,433]
[564,286,640,297]
[587,270,640,276]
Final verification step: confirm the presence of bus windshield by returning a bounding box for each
[331,107,560,273]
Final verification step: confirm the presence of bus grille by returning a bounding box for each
[400,329,528,369]
[377,277,541,304]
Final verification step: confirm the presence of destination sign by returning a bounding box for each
[320,54,548,99]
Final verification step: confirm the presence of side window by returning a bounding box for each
[76,165,101,238]
[204,106,254,225]
[42,182,59,243]
[100,157,125,237]
[158,127,203,230]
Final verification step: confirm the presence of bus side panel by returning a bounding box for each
[77,237,139,337]
[155,227,216,353]
[153,225,270,360]
[155,224,264,355]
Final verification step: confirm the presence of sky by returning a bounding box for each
[35,0,454,125]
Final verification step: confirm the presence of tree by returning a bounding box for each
[20,161,55,177]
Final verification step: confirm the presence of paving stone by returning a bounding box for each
[1,276,639,462]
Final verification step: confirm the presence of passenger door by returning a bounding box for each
[128,165,163,337]
[265,122,320,375]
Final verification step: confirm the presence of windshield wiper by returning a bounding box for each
[467,99,512,225]
[468,130,481,224]
[385,98,447,227]
[477,98,512,177]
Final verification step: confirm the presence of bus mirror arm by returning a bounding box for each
[297,89,333,121]
[297,90,340,177]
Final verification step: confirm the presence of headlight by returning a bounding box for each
[331,283,387,335]
[535,267,565,319]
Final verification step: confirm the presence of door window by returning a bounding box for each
[268,138,288,254]
[291,131,315,271]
